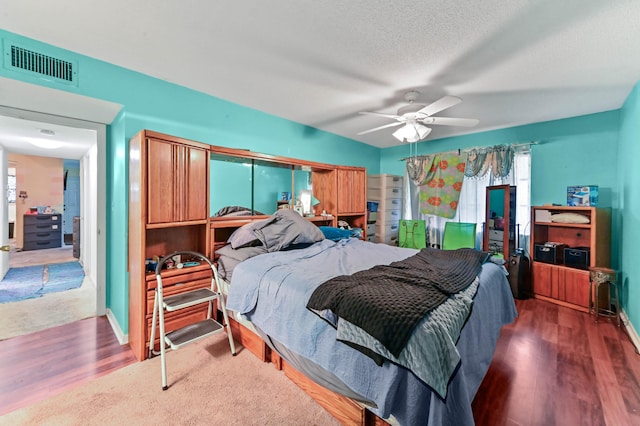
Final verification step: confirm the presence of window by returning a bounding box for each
[404,147,531,250]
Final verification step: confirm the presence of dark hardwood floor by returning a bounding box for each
[0,300,638,425]
[0,316,136,416]
[473,298,640,426]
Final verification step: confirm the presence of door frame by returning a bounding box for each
[0,106,107,316]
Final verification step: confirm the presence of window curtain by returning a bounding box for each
[404,145,530,250]
[405,151,468,219]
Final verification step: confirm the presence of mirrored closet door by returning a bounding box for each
[484,184,516,259]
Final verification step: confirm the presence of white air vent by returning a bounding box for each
[3,40,78,86]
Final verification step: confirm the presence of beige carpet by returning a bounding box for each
[0,276,96,341]
[1,337,340,426]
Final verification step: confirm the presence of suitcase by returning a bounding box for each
[508,249,531,299]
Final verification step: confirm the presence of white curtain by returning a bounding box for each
[404,146,531,250]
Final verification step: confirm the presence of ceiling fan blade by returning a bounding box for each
[359,111,403,120]
[416,96,462,116]
[425,117,479,127]
[357,121,404,135]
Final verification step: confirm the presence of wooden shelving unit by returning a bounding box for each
[530,206,611,312]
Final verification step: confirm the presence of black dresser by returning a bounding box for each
[23,214,62,251]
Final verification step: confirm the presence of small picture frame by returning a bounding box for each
[280,191,291,201]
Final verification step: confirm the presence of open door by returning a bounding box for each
[0,144,9,280]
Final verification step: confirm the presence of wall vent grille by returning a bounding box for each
[3,40,78,86]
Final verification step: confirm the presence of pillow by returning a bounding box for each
[227,216,276,249]
[253,209,324,251]
[319,226,356,241]
[550,213,590,224]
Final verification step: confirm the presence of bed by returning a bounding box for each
[221,209,517,425]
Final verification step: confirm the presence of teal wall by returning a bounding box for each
[618,81,640,331]
[0,30,379,334]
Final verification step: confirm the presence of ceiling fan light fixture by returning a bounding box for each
[392,126,407,142]
[416,123,430,139]
[393,122,431,143]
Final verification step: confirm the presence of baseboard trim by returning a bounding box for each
[106,309,128,345]
[620,309,640,354]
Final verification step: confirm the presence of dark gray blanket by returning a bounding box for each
[306,248,489,357]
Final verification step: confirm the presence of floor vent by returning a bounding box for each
[3,40,78,86]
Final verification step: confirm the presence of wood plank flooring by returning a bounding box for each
[0,316,136,416]
[472,298,640,426]
[1,299,638,425]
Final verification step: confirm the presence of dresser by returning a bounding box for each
[367,174,403,245]
[23,214,62,251]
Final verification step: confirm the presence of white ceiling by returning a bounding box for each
[1,1,640,149]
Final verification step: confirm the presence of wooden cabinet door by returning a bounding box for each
[337,168,366,214]
[532,262,552,297]
[147,139,176,224]
[562,268,590,308]
[183,146,208,221]
[147,139,208,224]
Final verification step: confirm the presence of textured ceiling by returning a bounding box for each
[1,0,640,148]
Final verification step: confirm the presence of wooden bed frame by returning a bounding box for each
[227,315,389,425]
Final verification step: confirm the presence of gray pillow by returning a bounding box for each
[254,209,324,252]
[227,216,276,249]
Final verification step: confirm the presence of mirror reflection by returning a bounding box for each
[210,154,313,217]
[487,187,506,255]
[484,184,516,260]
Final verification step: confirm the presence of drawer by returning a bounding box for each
[23,214,61,225]
[146,267,212,290]
[24,222,61,233]
[376,209,401,224]
[374,232,399,246]
[367,174,403,190]
[367,186,403,201]
[24,230,61,243]
[23,239,61,251]
[366,223,376,235]
[376,198,403,211]
[375,222,400,238]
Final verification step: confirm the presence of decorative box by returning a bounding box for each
[567,185,598,206]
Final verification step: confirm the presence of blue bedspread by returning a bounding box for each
[227,238,517,425]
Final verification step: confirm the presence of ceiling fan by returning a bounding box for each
[357,91,479,143]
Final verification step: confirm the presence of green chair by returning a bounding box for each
[442,222,477,250]
[399,220,427,249]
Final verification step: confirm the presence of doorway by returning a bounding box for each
[0,111,106,340]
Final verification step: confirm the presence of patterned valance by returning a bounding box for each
[464,145,514,178]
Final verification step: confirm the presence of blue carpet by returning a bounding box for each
[41,261,85,294]
[0,265,44,303]
[0,261,85,303]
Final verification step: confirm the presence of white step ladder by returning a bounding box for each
[149,251,236,390]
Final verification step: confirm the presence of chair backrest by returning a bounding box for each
[442,222,477,250]
[398,220,427,249]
